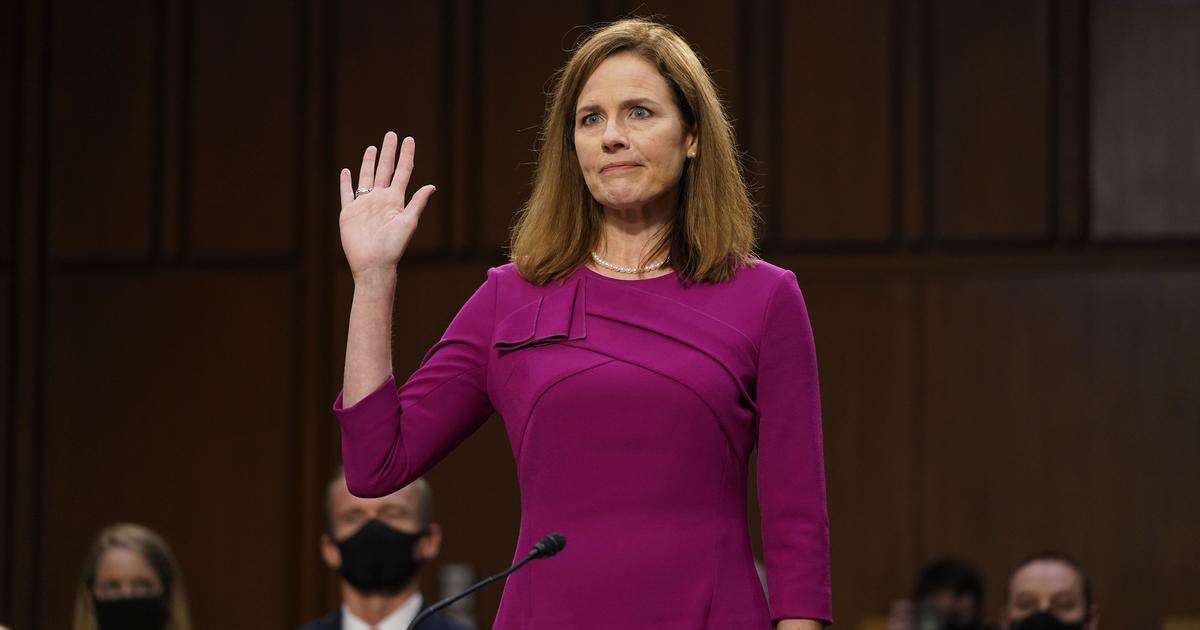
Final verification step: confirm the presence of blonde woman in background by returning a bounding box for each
[72,523,191,630]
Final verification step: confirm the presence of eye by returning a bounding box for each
[630,106,650,119]
[580,112,601,127]
[1011,594,1037,613]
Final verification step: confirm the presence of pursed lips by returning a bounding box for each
[600,161,641,173]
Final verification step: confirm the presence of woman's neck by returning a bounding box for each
[596,204,672,269]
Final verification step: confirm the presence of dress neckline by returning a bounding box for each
[580,264,678,284]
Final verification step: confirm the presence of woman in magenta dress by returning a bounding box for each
[333,19,831,629]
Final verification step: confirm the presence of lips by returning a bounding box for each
[600,161,640,173]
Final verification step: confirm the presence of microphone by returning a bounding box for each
[406,533,566,630]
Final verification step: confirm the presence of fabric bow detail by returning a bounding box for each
[494,275,587,351]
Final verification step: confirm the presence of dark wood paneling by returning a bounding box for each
[0,273,11,611]
[629,1,743,126]
[333,1,446,256]
[49,0,154,258]
[899,0,929,242]
[789,266,919,625]
[1055,0,1087,242]
[478,4,592,253]
[932,0,1050,240]
[1091,0,1200,238]
[42,270,294,628]
[190,2,295,255]
[290,0,340,623]
[1,1,16,263]
[920,269,1200,627]
[777,2,895,243]
[6,1,50,624]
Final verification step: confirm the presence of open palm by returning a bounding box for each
[338,132,436,279]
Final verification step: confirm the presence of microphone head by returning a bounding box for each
[531,532,566,558]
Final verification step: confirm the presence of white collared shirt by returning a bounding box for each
[342,593,423,630]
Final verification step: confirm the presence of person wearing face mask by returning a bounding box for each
[887,558,995,630]
[1004,552,1099,630]
[71,522,192,630]
[298,470,472,630]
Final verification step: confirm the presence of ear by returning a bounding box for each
[419,523,443,561]
[1085,606,1100,630]
[684,128,698,158]
[320,533,341,570]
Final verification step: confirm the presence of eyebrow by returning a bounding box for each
[575,97,662,117]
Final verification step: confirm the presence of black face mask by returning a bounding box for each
[335,519,427,594]
[1009,611,1086,630]
[93,595,169,630]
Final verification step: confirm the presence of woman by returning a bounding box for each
[335,18,830,629]
[72,523,192,630]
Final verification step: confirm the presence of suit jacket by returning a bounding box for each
[297,604,474,630]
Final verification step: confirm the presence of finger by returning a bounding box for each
[393,136,416,201]
[375,131,398,188]
[405,184,437,220]
[339,168,354,208]
[357,145,377,191]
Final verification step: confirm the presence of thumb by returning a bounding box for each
[406,184,437,219]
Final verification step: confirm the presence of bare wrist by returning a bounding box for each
[352,267,397,297]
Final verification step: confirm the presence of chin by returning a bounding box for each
[594,191,655,210]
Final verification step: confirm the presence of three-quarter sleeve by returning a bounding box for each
[332,268,498,498]
[755,270,833,625]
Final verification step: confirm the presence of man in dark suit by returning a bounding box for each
[299,470,473,630]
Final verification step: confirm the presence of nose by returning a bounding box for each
[601,118,628,153]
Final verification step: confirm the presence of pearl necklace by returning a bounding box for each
[590,251,670,275]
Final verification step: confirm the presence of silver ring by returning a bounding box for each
[354,187,372,198]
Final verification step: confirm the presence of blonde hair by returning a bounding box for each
[509,18,757,284]
[72,523,192,630]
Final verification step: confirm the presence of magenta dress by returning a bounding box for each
[333,262,832,628]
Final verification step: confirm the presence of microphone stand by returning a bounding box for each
[407,533,565,630]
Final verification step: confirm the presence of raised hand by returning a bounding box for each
[338,132,436,282]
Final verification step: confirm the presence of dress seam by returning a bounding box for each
[514,356,617,464]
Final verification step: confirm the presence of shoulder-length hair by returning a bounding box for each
[509,18,757,284]
[72,523,193,630]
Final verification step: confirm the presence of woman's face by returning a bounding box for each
[573,52,697,213]
[93,547,164,600]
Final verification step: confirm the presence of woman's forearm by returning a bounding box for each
[342,269,398,406]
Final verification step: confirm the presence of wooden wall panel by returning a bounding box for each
[334,1,446,256]
[777,2,895,243]
[478,4,592,253]
[789,267,919,627]
[49,0,154,258]
[1,2,15,263]
[42,270,294,628]
[898,0,929,243]
[1054,0,1087,242]
[1091,0,1200,238]
[629,0,743,124]
[0,274,11,608]
[920,269,1200,627]
[932,0,1050,240]
[190,2,295,255]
